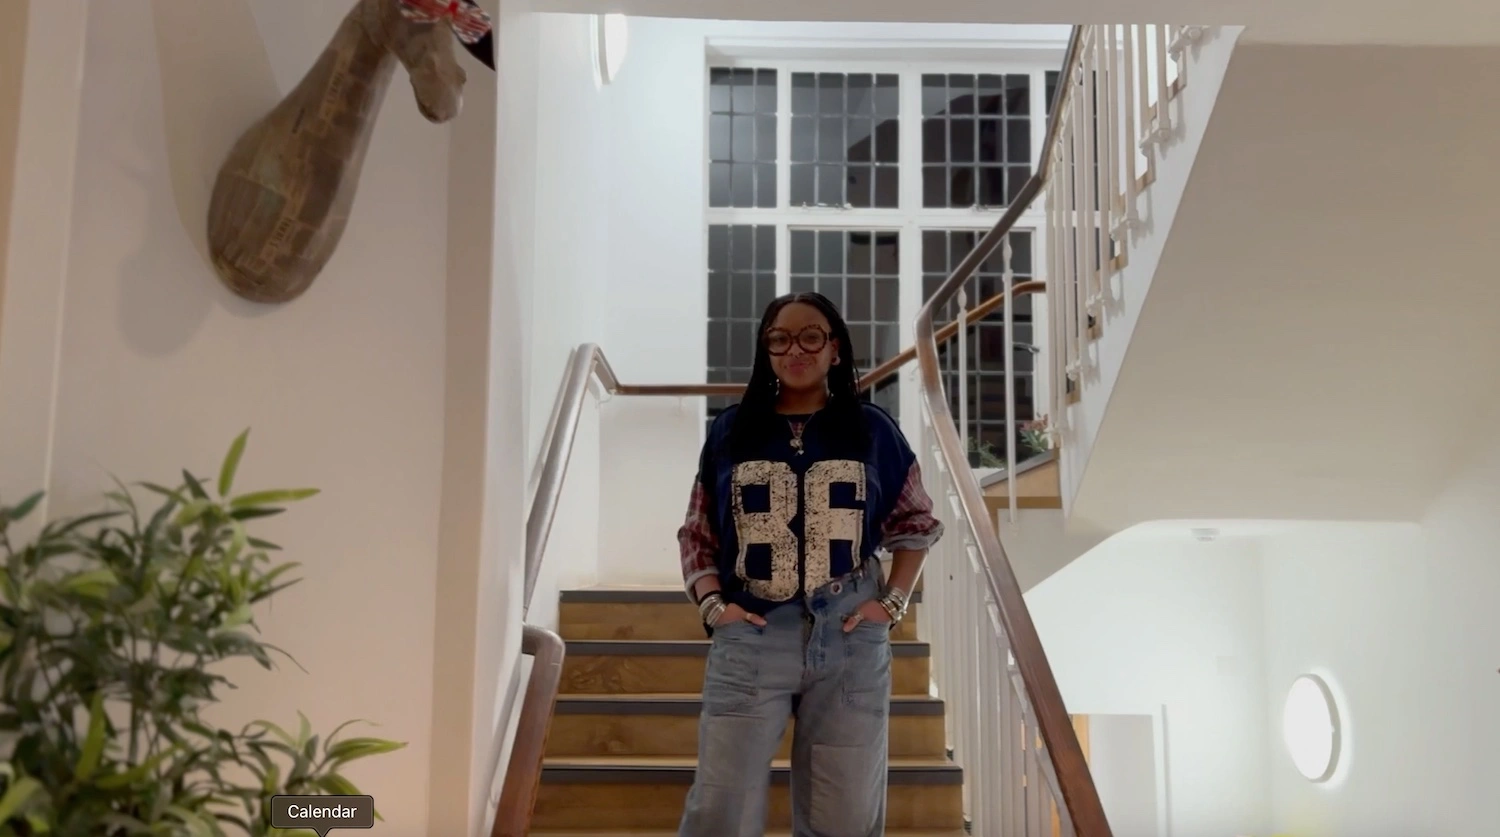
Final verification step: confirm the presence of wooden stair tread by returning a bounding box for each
[546,755,954,769]
[565,639,931,656]
[554,693,943,714]
[531,831,965,836]
[561,586,923,603]
[542,755,963,786]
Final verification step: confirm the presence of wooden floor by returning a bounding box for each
[531,588,966,835]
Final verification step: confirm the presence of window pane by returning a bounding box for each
[732,68,756,111]
[847,117,873,162]
[790,72,900,210]
[792,72,817,112]
[874,119,899,164]
[710,162,731,206]
[874,167,898,209]
[874,74,900,116]
[791,229,815,272]
[923,119,946,164]
[921,228,1037,461]
[755,164,776,208]
[791,164,815,206]
[791,116,816,162]
[923,166,946,207]
[818,73,843,112]
[922,72,1034,208]
[709,68,732,112]
[708,65,777,208]
[757,115,777,163]
[732,115,756,163]
[817,165,843,206]
[756,68,777,111]
[732,165,754,206]
[848,74,874,115]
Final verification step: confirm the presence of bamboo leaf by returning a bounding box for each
[228,489,319,510]
[165,805,214,837]
[0,777,42,822]
[182,470,210,501]
[59,568,118,600]
[1,492,44,524]
[74,692,109,781]
[218,429,250,498]
[95,748,175,789]
[324,737,406,765]
[313,773,360,796]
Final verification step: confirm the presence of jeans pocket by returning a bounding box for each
[840,624,892,716]
[703,630,761,716]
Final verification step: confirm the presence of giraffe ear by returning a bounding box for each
[462,30,495,70]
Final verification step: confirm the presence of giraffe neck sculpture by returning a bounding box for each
[207,0,494,304]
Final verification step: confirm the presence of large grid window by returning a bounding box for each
[709,69,778,208]
[788,229,902,417]
[706,224,777,431]
[790,73,901,209]
[921,73,1033,209]
[923,230,1036,466]
[704,49,1068,447]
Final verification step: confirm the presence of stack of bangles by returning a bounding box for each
[698,591,728,627]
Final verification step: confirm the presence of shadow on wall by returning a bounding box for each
[105,0,282,357]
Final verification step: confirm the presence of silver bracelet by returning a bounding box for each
[698,592,727,627]
[878,586,910,624]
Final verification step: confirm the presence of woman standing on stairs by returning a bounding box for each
[676,291,945,837]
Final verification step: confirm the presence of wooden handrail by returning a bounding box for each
[598,279,1047,400]
[913,26,1111,836]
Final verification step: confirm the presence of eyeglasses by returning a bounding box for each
[763,326,830,356]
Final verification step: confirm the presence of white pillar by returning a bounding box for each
[426,0,536,833]
[0,0,89,535]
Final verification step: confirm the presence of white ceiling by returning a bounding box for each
[1071,43,1500,531]
[538,0,1500,45]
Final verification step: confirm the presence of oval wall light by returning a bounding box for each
[1282,673,1341,782]
[591,13,629,87]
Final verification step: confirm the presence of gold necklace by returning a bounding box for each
[788,419,806,455]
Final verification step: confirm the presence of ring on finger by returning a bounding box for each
[848,612,865,626]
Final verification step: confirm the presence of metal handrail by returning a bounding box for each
[913,26,1111,836]
[519,280,1043,615]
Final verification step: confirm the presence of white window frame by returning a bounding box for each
[703,46,1065,440]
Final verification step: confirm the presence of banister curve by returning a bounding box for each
[914,26,1111,836]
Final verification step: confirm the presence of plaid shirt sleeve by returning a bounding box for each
[880,460,944,552]
[677,479,719,600]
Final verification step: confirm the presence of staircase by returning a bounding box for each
[528,586,966,834]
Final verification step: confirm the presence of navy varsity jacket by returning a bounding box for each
[677,402,944,618]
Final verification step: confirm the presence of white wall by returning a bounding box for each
[1088,714,1161,837]
[1026,531,1271,836]
[1256,435,1500,835]
[525,12,612,626]
[1258,523,1438,835]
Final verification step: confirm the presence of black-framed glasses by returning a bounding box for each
[763,326,830,356]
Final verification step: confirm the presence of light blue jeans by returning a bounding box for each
[678,559,892,837]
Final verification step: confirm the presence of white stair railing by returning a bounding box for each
[1046,25,1201,433]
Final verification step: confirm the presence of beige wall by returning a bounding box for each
[0,1,513,832]
[0,0,27,325]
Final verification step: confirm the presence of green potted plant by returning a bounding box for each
[1020,415,1055,457]
[0,431,403,835]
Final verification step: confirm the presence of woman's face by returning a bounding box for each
[764,302,839,392]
